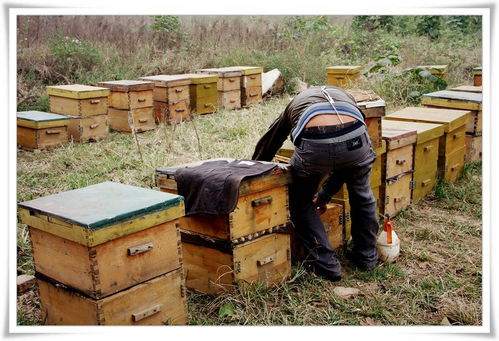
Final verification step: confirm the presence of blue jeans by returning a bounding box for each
[289,130,378,275]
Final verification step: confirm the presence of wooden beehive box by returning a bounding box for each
[382,119,444,203]
[233,66,263,106]
[450,85,482,93]
[18,182,185,302]
[182,232,290,295]
[155,159,292,242]
[181,73,218,114]
[139,74,191,124]
[196,67,243,110]
[421,90,482,135]
[418,64,448,80]
[37,268,187,325]
[46,84,110,116]
[384,107,470,183]
[98,80,155,133]
[66,114,109,142]
[17,111,69,150]
[465,134,482,162]
[347,89,386,149]
[326,66,362,87]
[381,127,417,217]
[473,67,482,86]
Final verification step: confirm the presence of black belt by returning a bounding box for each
[301,120,362,139]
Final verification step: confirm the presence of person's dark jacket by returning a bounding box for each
[251,85,364,161]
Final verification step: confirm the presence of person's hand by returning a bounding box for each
[312,197,327,215]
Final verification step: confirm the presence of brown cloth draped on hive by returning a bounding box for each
[175,159,277,216]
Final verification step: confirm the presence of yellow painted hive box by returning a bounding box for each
[382,119,444,203]
[182,73,218,114]
[384,106,470,183]
[326,65,362,87]
[139,74,192,124]
[18,181,185,301]
[421,90,482,134]
[17,111,69,150]
[196,67,242,110]
[46,84,110,116]
[381,126,417,217]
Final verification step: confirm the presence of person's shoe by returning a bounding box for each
[310,264,342,282]
[346,251,378,271]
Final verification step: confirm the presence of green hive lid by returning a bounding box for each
[422,90,482,103]
[18,181,184,230]
[473,67,482,71]
[17,111,69,122]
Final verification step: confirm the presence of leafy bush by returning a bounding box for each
[352,16,397,32]
[366,55,402,73]
[281,16,332,40]
[150,15,181,33]
[416,16,442,40]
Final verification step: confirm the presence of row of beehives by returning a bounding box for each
[16,66,264,150]
[275,81,482,246]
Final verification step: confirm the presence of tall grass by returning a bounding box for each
[17,15,482,112]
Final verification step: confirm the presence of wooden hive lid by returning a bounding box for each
[382,118,444,145]
[326,65,362,74]
[17,111,69,129]
[182,73,219,84]
[382,126,417,150]
[155,158,291,195]
[421,90,482,110]
[18,181,184,246]
[449,85,482,93]
[417,64,448,74]
[46,84,110,99]
[229,66,264,75]
[472,67,482,74]
[347,88,386,118]
[139,74,191,87]
[97,80,154,92]
[385,107,470,132]
[196,67,243,77]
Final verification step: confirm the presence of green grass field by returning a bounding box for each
[16,95,482,326]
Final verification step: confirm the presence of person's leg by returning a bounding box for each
[343,160,379,269]
[289,154,341,279]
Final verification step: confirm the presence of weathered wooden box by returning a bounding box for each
[17,111,69,150]
[107,107,155,133]
[155,160,292,242]
[384,107,470,183]
[66,114,109,142]
[473,67,482,86]
[465,134,482,162]
[381,127,417,217]
[196,67,243,110]
[326,66,362,87]
[234,66,263,106]
[182,73,218,114]
[182,232,290,295]
[98,80,154,110]
[46,84,110,116]
[18,181,185,300]
[37,268,187,325]
[382,119,444,203]
[421,90,482,135]
[139,74,191,124]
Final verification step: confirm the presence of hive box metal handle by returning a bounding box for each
[90,99,101,104]
[230,100,236,103]
[132,304,162,322]
[257,255,275,266]
[138,119,148,123]
[250,93,258,97]
[203,85,211,89]
[138,98,146,102]
[128,242,153,256]
[45,130,61,135]
[249,76,257,80]
[252,195,272,207]
[90,123,99,129]
[394,196,405,203]
[423,146,433,152]
[450,164,460,171]
[453,132,462,139]
[422,179,431,187]
[175,108,185,112]
[175,88,183,93]
[396,159,406,165]
[229,79,236,82]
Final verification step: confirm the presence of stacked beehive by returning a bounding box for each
[18,182,187,325]
[182,73,219,115]
[473,67,482,86]
[98,80,155,133]
[46,84,110,142]
[380,127,417,217]
[139,75,191,124]
[382,119,444,203]
[326,66,362,88]
[155,159,292,295]
[17,111,69,150]
[421,90,482,162]
[384,107,470,183]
